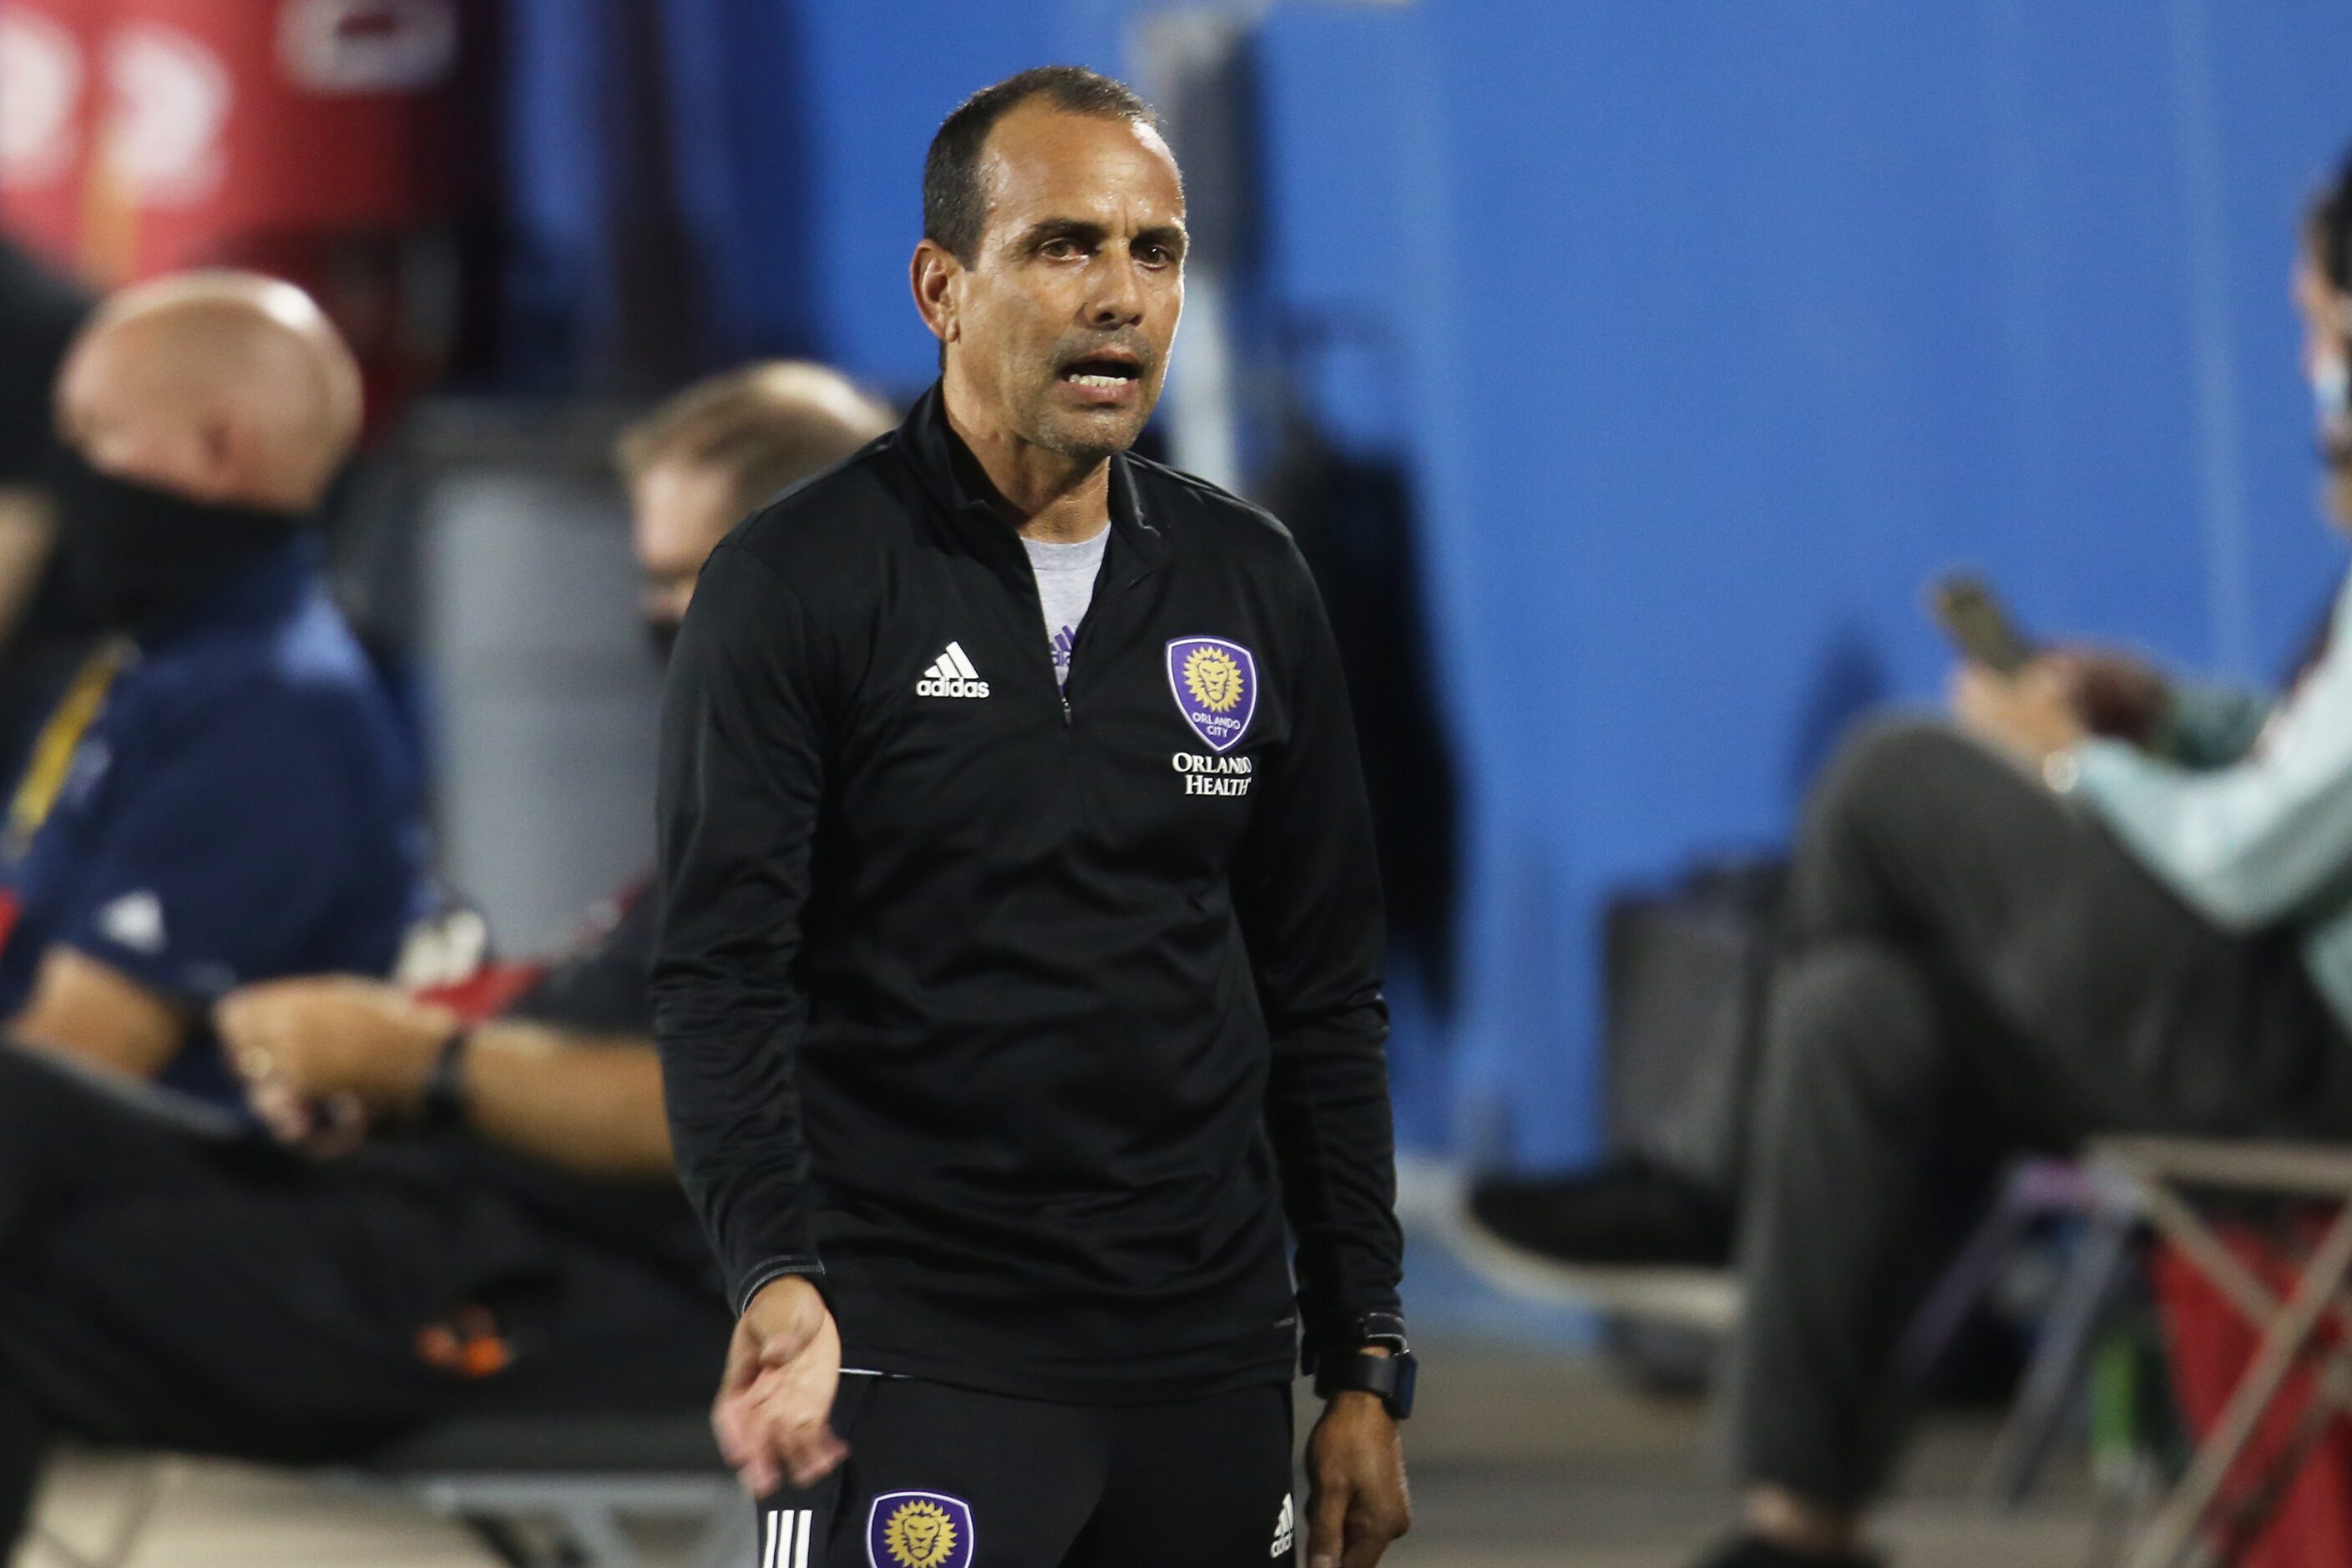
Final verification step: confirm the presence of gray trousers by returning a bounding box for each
[1732,716,2352,1505]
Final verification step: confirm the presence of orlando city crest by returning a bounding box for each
[1166,636,1257,752]
[867,1490,974,1568]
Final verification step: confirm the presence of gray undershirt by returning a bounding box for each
[1022,529,1109,687]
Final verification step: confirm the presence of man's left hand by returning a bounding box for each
[1950,660,2087,770]
[215,977,458,1144]
[1304,1389,1410,1568]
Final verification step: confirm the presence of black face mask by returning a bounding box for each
[51,462,300,637]
[644,615,683,670]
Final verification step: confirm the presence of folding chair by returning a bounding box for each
[28,1415,754,1568]
[26,1455,175,1568]
[1896,1156,2146,1508]
[343,1412,754,1568]
[2087,1136,2352,1568]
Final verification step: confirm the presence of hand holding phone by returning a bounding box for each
[1930,573,2167,742]
[1929,573,2035,675]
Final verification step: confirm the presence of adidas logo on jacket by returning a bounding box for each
[915,640,990,699]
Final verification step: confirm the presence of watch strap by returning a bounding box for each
[1355,1311,1409,1352]
[1313,1348,1416,1419]
[417,1029,473,1133]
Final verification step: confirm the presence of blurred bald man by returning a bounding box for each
[0,270,426,1102]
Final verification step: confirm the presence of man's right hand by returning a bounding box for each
[715,1275,846,1495]
[2035,645,2169,742]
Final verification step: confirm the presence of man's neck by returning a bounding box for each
[942,376,1111,544]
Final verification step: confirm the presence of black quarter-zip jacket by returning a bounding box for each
[652,383,1403,1402]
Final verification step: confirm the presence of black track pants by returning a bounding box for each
[0,1046,726,1554]
[760,1376,1296,1568]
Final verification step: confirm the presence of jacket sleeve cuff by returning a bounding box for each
[732,1257,827,1318]
[1297,1302,1409,1372]
[2064,736,2171,811]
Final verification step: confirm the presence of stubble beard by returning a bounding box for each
[1019,376,1152,468]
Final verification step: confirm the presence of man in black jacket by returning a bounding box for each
[654,66,1411,1568]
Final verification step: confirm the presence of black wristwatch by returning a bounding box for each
[1313,1345,1417,1420]
[417,1029,473,1133]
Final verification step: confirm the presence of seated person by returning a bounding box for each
[0,361,892,1555]
[0,240,96,781]
[1694,155,2352,1568]
[5,271,427,1102]
[0,238,88,500]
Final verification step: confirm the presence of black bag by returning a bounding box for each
[1603,858,1785,1184]
[1599,858,1784,1393]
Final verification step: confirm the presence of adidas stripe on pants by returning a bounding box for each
[763,1506,814,1568]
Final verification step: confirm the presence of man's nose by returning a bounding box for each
[1084,253,1146,328]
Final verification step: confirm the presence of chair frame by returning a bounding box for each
[26,1454,753,1568]
[2089,1136,2352,1568]
[338,1469,754,1568]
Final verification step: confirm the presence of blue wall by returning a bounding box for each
[506,0,2352,1169]
[1373,0,2352,1166]
[791,3,1148,387]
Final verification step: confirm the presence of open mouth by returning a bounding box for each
[1059,352,1143,391]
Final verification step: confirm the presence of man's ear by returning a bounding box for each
[189,412,249,503]
[910,240,963,346]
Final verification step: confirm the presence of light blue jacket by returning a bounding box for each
[2070,577,2352,1026]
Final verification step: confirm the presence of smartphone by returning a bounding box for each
[1929,573,2036,675]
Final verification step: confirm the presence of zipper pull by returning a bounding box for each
[1059,691,1072,726]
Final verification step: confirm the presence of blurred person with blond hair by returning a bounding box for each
[0,361,888,1554]
[620,359,898,660]
[0,269,427,1103]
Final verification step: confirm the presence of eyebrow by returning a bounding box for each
[1017,218,1106,250]
[1014,218,1189,255]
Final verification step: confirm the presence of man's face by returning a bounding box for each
[2296,256,2352,531]
[630,458,740,635]
[936,103,1187,463]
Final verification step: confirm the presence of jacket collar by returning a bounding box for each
[139,531,321,654]
[894,380,1171,584]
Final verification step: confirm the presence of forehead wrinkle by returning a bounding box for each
[974,108,1184,253]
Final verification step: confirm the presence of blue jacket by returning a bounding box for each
[0,534,430,1104]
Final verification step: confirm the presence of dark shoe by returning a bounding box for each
[1688,1534,1884,1568]
[1467,1156,1735,1267]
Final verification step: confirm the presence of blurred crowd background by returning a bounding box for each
[9,3,2342,1175]
[8,2,2350,1174]
[8,3,2352,1563]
